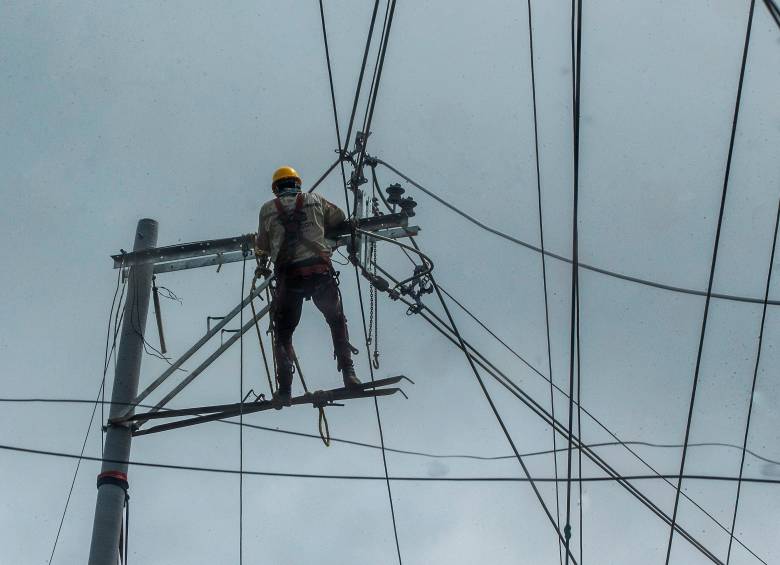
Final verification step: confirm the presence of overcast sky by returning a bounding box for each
[2,1,780,564]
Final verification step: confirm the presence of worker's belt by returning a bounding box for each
[277,255,333,278]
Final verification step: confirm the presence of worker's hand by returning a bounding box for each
[254,253,272,279]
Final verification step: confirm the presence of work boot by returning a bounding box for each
[273,372,293,408]
[341,363,361,389]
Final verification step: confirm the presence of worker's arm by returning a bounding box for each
[321,195,347,227]
[255,207,270,258]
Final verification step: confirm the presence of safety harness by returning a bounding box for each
[273,193,331,276]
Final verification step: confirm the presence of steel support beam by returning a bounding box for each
[122,275,274,418]
[133,300,272,426]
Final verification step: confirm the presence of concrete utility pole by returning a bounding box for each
[88,218,158,565]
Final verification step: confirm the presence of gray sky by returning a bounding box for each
[2,1,780,563]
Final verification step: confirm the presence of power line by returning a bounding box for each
[665,2,756,563]
[523,0,563,560]
[369,165,766,562]
[353,256,404,564]
[353,0,397,176]
[5,397,780,466]
[726,199,780,563]
[319,1,403,560]
[5,443,779,484]
[763,0,780,29]
[564,0,583,559]
[372,264,730,563]
[366,177,577,560]
[318,0,344,153]
[47,267,126,565]
[341,0,382,158]
[373,159,780,308]
[426,277,578,561]
[360,0,393,137]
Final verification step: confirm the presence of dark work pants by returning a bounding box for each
[272,272,353,391]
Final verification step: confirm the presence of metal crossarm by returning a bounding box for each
[112,215,414,273]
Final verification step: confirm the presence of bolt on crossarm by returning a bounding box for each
[88,219,158,565]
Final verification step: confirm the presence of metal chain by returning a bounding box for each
[371,241,380,368]
[367,241,376,346]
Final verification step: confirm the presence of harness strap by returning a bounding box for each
[274,193,332,268]
[274,193,305,264]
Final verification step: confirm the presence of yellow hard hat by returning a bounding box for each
[272,166,302,191]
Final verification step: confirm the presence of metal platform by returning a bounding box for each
[114,376,412,437]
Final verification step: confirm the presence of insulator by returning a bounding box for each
[386,183,405,205]
[399,197,417,217]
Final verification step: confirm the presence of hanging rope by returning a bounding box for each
[265,286,279,392]
[318,407,331,447]
[251,255,275,395]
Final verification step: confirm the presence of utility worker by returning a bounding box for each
[255,166,361,401]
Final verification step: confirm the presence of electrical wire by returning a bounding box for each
[369,174,575,559]
[371,263,735,563]
[318,0,344,154]
[576,286,584,565]
[407,256,577,560]
[523,0,563,561]
[726,199,780,563]
[763,0,780,29]
[373,159,780,308]
[341,0,382,158]
[47,266,126,565]
[317,0,353,216]
[319,0,403,558]
[4,397,780,466]
[360,0,393,136]
[665,2,756,562]
[352,257,404,564]
[564,0,583,559]
[369,164,765,562]
[6,443,779,484]
[353,0,397,177]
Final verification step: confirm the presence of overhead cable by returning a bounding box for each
[373,159,780,307]
[763,0,780,29]
[726,199,779,563]
[523,0,563,560]
[564,0,584,559]
[354,0,398,175]
[47,266,126,565]
[341,0,382,157]
[10,398,780,471]
[372,264,730,564]
[6,396,780,466]
[369,165,765,563]
[425,271,578,560]
[665,2,756,563]
[7,443,780,484]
